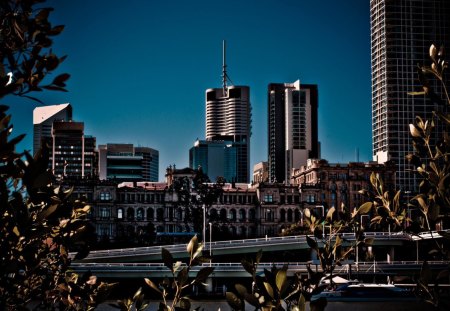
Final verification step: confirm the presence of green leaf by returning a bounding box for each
[357,202,373,215]
[326,207,335,221]
[187,235,198,255]
[226,291,243,310]
[298,293,306,311]
[275,268,287,292]
[409,124,422,138]
[145,278,162,294]
[235,283,247,297]
[408,91,426,96]
[263,282,274,299]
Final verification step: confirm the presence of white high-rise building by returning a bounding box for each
[203,41,251,183]
[370,0,450,192]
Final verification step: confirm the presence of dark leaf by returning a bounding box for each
[306,235,318,249]
[195,266,214,283]
[161,248,174,272]
[226,291,243,310]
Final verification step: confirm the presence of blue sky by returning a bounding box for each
[8,0,372,181]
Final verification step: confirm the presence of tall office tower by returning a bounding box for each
[46,121,96,178]
[370,0,450,192]
[98,143,159,182]
[189,139,237,182]
[268,80,319,184]
[135,146,159,182]
[33,103,72,155]
[205,41,251,183]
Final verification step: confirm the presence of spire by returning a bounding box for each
[222,40,227,97]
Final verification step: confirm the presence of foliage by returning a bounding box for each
[170,168,224,241]
[356,172,408,231]
[0,0,69,102]
[407,44,450,234]
[0,1,115,309]
[406,43,450,310]
[113,235,214,311]
[225,205,374,311]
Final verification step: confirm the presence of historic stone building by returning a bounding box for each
[291,159,396,220]
[64,161,396,247]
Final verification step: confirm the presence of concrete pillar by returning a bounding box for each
[387,246,394,263]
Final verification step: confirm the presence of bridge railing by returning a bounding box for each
[74,231,443,260]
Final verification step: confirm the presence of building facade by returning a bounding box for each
[268,81,319,184]
[65,159,399,246]
[46,120,97,178]
[33,103,72,155]
[189,139,237,182]
[292,159,396,216]
[253,161,269,184]
[370,0,450,192]
[98,143,159,182]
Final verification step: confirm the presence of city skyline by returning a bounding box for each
[8,0,372,181]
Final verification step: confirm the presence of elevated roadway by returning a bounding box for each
[72,231,443,263]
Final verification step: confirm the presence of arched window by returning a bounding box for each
[136,208,144,221]
[210,208,218,221]
[147,208,154,221]
[229,209,237,221]
[220,208,227,221]
[295,209,301,222]
[248,208,256,221]
[280,209,286,222]
[117,208,123,220]
[127,208,134,221]
[157,208,164,221]
[287,209,293,222]
[239,209,246,222]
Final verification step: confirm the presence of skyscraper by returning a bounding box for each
[203,41,252,183]
[46,120,96,178]
[370,0,450,192]
[268,80,319,184]
[33,103,72,155]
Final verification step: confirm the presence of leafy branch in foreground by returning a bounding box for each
[114,235,214,311]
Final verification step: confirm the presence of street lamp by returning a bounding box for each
[209,222,212,266]
[202,205,206,245]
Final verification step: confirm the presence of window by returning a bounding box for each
[117,208,123,219]
[100,192,111,201]
[264,194,273,203]
[100,207,110,219]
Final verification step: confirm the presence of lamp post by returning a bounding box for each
[209,222,212,266]
[202,205,206,245]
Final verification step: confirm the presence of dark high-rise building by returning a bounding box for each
[47,121,96,178]
[370,0,450,192]
[268,80,319,184]
[203,41,251,183]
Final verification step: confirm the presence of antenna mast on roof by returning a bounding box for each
[222,40,227,96]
